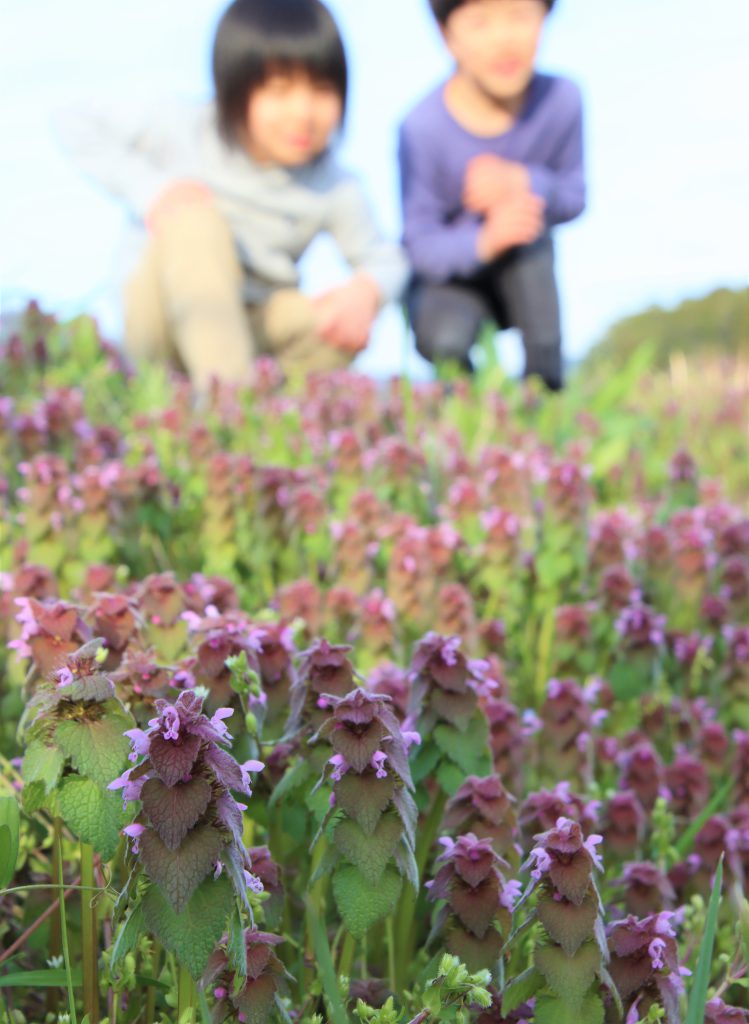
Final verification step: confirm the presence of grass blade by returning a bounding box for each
[685,855,723,1024]
[305,898,349,1024]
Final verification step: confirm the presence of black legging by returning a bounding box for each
[407,233,563,390]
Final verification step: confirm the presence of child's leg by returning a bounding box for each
[125,202,254,391]
[123,242,175,366]
[407,280,492,371]
[491,234,563,391]
[254,289,353,385]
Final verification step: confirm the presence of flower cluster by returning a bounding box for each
[310,687,419,938]
[607,911,689,1023]
[109,690,264,917]
[201,929,290,1024]
[426,833,519,971]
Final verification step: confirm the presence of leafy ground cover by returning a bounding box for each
[1,304,749,1024]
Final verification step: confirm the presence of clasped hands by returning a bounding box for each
[463,154,546,263]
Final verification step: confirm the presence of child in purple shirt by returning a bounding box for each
[399,0,586,389]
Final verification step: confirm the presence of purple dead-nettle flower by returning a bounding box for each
[608,911,688,1024]
[615,602,667,651]
[427,832,517,971]
[110,690,264,916]
[523,817,603,893]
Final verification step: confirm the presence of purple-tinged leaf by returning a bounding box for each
[205,745,245,791]
[333,814,402,886]
[448,875,500,938]
[148,733,202,788]
[335,772,394,835]
[141,777,211,851]
[140,823,224,914]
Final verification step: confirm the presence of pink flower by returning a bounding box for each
[500,879,523,911]
[329,753,349,782]
[55,666,75,689]
[529,846,552,880]
[160,706,180,742]
[209,707,234,743]
[243,870,264,894]
[239,759,265,793]
[648,936,667,970]
[584,833,604,871]
[122,823,145,854]
[123,728,151,762]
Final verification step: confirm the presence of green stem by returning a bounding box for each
[338,933,356,980]
[386,916,396,994]
[394,788,448,991]
[177,965,196,1023]
[54,819,78,1024]
[146,943,160,1023]
[303,837,328,993]
[80,843,100,1023]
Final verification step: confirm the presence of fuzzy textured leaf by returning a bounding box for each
[142,874,233,978]
[534,942,601,1007]
[434,718,492,778]
[335,772,394,835]
[141,777,212,850]
[537,890,599,956]
[332,864,402,939]
[57,776,127,860]
[148,732,202,788]
[446,924,503,973]
[140,823,224,914]
[501,968,545,1015]
[534,993,604,1024]
[22,740,65,793]
[334,813,402,885]
[548,854,593,906]
[55,716,132,789]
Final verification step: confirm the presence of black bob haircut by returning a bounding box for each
[212,0,348,145]
[429,0,555,25]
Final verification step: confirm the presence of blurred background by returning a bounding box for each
[1,0,748,378]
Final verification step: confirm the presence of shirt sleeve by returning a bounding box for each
[51,99,188,221]
[326,174,410,304]
[527,87,586,226]
[399,121,483,283]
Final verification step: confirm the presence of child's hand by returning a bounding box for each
[477,192,546,262]
[463,155,531,214]
[312,274,381,353]
[145,180,214,234]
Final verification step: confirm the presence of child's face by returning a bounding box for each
[244,67,343,166]
[443,0,547,102]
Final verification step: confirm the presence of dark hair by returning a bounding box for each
[212,0,348,144]
[429,0,555,26]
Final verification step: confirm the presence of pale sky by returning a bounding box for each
[1,0,748,377]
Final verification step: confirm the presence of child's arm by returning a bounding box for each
[317,175,409,351]
[399,123,486,283]
[524,84,586,226]
[52,98,193,224]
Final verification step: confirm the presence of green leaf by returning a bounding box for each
[537,890,598,956]
[333,813,402,886]
[0,795,21,889]
[675,777,732,857]
[22,740,65,794]
[332,864,402,939]
[268,758,310,809]
[140,824,224,915]
[227,905,247,979]
[534,993,604,1024]
[434,719,492,778]
[534,942,600,1007]
[686,856,723,1024]
[142,875,233,978]
[111,904,145,974]
[57,776,127,860]
[0,968,83,988]
[55,715,132,789]
[436,760,466,796]
[501,967,545,1015]
[305,897,350,1024]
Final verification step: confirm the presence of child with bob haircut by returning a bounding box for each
[58,0,408,389]
[399,0,586,390]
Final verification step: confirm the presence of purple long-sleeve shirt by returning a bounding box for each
[399,73,586,283]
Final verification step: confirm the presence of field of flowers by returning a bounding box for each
[1,304,749,1024]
